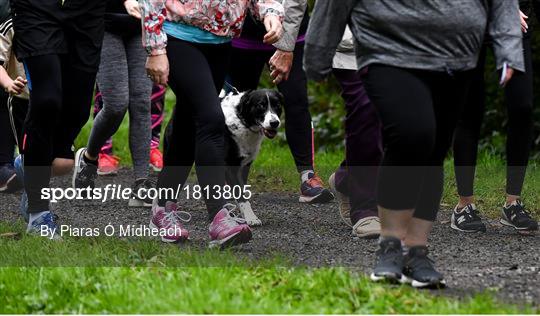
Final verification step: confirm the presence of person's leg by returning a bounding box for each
[160,39,229,219]
[149,84,166,172]
[0,90,15,165]
[364,65,436,283]
[21,54,63,213]
[452,47,487,208]
[278,43,333,203]
[85,32,129,161]
[333,69,382,225]
[93,87,115,157]
[500,33,538,232]
[409,71,472,245]
[504,34,533,201]
[125,34,152,181]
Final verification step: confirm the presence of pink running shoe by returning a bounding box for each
[209,204,252,249]
[150,201,190,243]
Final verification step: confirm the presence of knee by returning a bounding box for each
[385,124,435,161]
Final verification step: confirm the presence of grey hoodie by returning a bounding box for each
[304,0,524,81]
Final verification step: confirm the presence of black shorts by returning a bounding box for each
[11,0,106,73]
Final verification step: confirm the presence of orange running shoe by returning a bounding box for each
[150,147,163,172]
[97,153,120,176]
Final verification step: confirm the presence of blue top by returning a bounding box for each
[164,21,231,44]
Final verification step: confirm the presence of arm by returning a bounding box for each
[249,0,285,45]
[489,0,525,72]
[269,0,308,84]
[273,0,308,52]
[0,25,26,95]
[140,0,167,56]
[141,0,169,85]
[303,0,356,81]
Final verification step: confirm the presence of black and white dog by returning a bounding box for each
[221,89,283,226]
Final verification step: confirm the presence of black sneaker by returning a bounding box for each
[450,204,486,233]
[501,200,538,233]
[129,178,156,208]
[370,237,404,283]
[402,246,446,289]
[72,148,98,189]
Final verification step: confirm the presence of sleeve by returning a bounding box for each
[488,0,525,71]
[249,0,284,22]
[0,20,13,66]
[273,0,308,52]
[140,0,168,56]
[303,0,355,81]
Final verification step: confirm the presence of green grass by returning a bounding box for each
[1,266,534,314]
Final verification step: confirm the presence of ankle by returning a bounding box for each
[457,196,475,208]
[83,152,98,164]
[300,169,314,183]
[505,195,520,206]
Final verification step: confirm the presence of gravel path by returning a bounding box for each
[1,169,539,305]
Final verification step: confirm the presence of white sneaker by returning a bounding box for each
[352,216,380,238]
[328,172,351,227]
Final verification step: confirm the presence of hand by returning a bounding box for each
[500,67,515,87]
[520,10,528,33]
[5,76,27,95]
[124,0,142,19]
[269,50,293,84]
[263,15,282,44]
[146,54,169,86]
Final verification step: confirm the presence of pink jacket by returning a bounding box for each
[141,0,284,56]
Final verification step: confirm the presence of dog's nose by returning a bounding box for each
[270,120,279,128]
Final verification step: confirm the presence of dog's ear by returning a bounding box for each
[237,90,254,122]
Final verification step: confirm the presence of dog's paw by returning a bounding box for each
[246,217,262,227]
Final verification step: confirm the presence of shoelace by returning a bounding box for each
[306,175,324,187]
[162,209,192,226]
[463,206,481,221]
[221,203,247,228]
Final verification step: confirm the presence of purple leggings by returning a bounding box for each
[333,69,383,224]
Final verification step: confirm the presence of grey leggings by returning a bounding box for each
[87,32,152,179]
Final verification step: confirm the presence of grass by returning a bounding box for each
[2,90,536,314]
[1,266,533,314]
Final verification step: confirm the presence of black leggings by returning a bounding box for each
[0,91,15,165]
[22,54,97,212]
[453,35,533,197]
[227,43,313,172]
[157,37,231,219]
[364,65,472,222]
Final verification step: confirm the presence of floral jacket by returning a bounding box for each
[141,0,284,55]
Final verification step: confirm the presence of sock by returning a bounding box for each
[28,211,50,226]
[300,170,314,183]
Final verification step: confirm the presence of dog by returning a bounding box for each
[221,89,283,226]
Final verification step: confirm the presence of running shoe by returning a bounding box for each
[97,153,120,176]
[0,163,21,193]
[500,200,538,233]
[450,203,486,233]
[370,237,404,283]
[328,172,351,227]
[149,147,163,172]
[209,203,252,249]
[353,216,381,238]
[299,172,334,204]
[402,246,446,289]
[129,178,156,207]
[27,211,61,240]
[14,155,29,222]
[150,200,190,243]
[72,148,98,189]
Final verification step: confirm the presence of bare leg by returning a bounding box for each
[404,217,434,247]
[379,206,414,240]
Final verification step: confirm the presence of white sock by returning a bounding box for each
[300,170,314,183]
[28,211,50,227]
